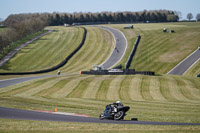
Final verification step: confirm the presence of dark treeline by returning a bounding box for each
[47,10,179,25]
[0,10,178,55]
[4,10,179,26]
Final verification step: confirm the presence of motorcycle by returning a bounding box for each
[99,104,130,120]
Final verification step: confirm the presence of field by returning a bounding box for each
[0,22,200,132]
[0,27,6,32]
[1,119,200,133]
[107,22,200,75]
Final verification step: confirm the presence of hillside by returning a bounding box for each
[0,23,200,132]
[0,26,84,72]
[0,74,200,123]
[108,22,200,75]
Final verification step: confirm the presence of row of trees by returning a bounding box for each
[187,13,200,21]
[46,10,179,25]
[4,10,179,26]
[0,15,46,53]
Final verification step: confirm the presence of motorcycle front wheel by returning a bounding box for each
[99,113,104,120]
[114,111,124,120]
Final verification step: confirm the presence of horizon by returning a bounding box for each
[1,0,200,20]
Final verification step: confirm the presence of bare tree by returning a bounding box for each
[196,13,200,21]
[187,13,193,21]
[174,11,182,21]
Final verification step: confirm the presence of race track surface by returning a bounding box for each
[98,26,127,69]
[0,73,77,88]
[0,75,50,88]
[168,48,200,75]
[0,107,199,125]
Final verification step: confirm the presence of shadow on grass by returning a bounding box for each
[0,62,11,71]
[53,30,59,32]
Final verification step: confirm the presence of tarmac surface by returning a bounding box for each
[0,73,77,88]
[168,48,200,75]
[0,107,200,125]
[96,26,127,69]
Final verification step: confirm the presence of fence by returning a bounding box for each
[81,69,154,75]
[125,35,141,69]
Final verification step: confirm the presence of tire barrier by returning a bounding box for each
[81,69,154,75]
[0,27,87,75]
[125,35,141,69]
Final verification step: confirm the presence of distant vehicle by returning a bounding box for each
[197,74,200,77]
[124,25,133,29]
[64,23,70,27]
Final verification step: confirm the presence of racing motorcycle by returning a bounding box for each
[99,104,130,120]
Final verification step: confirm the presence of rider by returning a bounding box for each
[111,101,124,113]
[105,101,124,114]
[115,101,124,107]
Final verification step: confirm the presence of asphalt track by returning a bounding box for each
[0,107,200,125]
[0,75,52,88]
[168,48,200,75]
[96,26,127,69]
[0,73,77,88]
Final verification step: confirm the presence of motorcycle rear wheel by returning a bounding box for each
[114,111,124,120]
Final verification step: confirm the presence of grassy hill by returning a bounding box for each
[108,22,200,75]
[0,23,200,132]
[0,26,84,72]
[0,74,200,123]
[59,26,114,73]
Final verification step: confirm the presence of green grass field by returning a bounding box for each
[107,22,200,75]
[0,22,200,132]
[0,27,6,32]
[0,27,84,72]
[1,119,200,133]
[0,74,200,123]
[59,26,114,73]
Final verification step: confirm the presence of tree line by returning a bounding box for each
[0,10,179,54]
[47,10,179,25]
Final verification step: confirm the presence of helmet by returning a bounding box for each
[116,101,121,104]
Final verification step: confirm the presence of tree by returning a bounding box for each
[196,13,200,21]
[174,11,182,21]
[187,13,193,21]
[167,14,178,22]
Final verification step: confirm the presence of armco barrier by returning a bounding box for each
[0,27,87,75]
[125,35,141,69]
[81,69,154,75]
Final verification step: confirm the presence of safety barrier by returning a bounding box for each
[81,69,154,75]
[125,35,141,69]
[0,27,87,75]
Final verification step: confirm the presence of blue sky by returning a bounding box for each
[1,0,200,20]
